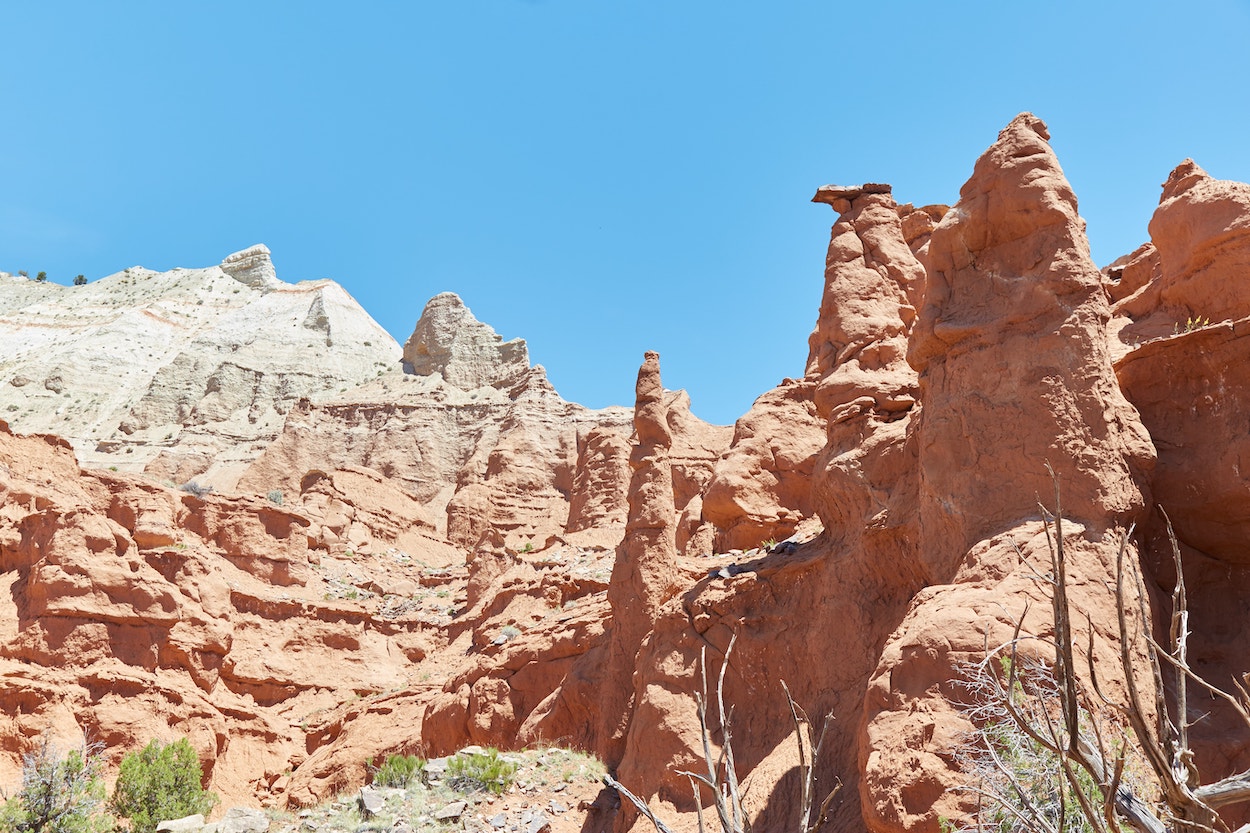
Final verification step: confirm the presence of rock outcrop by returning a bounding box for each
[240,293,633,551]
[0,246,400,487]
[1111,161,1250,796]
[402,292,530,389]
[699,186,933,554]
[9,110,1250,833]
[861,113,1157,833]
[700,380,824,551]
[0,420,433,803]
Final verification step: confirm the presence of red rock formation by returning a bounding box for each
[700,188,935,555]
[908,113,1154,582]
[0,420,441,805]
[700,380,824,552]
[11,109,1250,833]
[604,185,929,833]
[860,113,1158,833]
[595,353,685,762]
[240,294,633,553]
[1111,162,1250,802]
[806,184,923,553]
[1114,161,1250,344]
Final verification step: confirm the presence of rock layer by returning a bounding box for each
[239,294,635,551]
[0,246,400,487]
[0,421,431,803]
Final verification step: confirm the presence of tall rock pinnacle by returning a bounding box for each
[908,112,1154,580]
[598,351,680,763]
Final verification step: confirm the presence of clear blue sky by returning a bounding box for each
[3,2,1248,425]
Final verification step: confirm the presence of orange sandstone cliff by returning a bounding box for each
[3,112,1250,833]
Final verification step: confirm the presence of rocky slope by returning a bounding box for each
[238,293,729,554]
[0,245,400,488]
[3,112,1250,833]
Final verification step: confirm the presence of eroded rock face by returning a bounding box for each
[909,113,1154,582]
[220,244,279,288]
[806,184,922,557]
[1114,161,1250,344]
[0,246,400,488]
[700,380,824,552]
[240,294,633,551]
[605,186,929,833]
[594,352,685,763]
[1110,162,1250,799]
[700,184,928,555]
[10,110,1250,833]
[0,421,433,805]
[1113,162,1250,564]
[860,114,1158,833]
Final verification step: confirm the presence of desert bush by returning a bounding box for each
[109,738,216,833]
[73,275,86,286]
[178,482,212,498]
[371,754,425,788]
[447,749,518,795]
[954,655,1115,833]
[266,490,283,506]
[0,735,109,833]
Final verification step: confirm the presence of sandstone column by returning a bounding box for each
[599,351,681,763]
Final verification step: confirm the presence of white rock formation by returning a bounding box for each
[402,292,530,390]
[0,246,401,487]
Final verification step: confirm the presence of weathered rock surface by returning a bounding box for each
[0,246,400,487]
[239,293,635,551]
[861,113,1157,833]
[1113,160,1250,343]
[1110,161,1250,800]
[699,185,932,555]
[0,420,438,805]
[8,110,1250,833]
[700,380,823,551]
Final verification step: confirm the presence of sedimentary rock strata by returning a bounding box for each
[5,111,1250,833]
[0,245,400,487]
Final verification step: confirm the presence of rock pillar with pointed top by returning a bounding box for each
[609,351,678,627]
[597,351,680,763]
[908,112,1154,582]
[860,113,1159,833]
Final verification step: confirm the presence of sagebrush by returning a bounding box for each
[0,736,109,833]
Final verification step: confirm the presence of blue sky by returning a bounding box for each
[2,2,1248,425]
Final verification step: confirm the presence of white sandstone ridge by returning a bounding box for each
[0,245,401,487]
[239,293,635,551]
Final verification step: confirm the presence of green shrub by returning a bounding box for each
[266,490,283,506]
[109,738,217,833]
[73,275,86,286]
[446,749,517,795]
[371,754,425,788]
[0,736,109,833]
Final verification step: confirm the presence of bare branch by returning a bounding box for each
[603,773,680,833]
